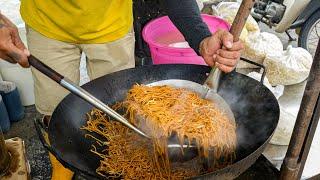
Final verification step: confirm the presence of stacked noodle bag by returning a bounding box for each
[264,45,313,86]
[240,32,283,68]
[214,2,284,68]
[213,1,313,85]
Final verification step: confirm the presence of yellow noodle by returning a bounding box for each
[121,85,237,162]
[82,85,237,179]
[82,109,201,179]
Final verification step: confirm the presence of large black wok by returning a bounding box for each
[35,63,279,179]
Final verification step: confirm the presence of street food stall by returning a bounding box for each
[0,0,319,179]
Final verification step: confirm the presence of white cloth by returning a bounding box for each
[0,81,16,93]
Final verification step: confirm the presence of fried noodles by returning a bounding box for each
[83,109,202,179]
[82,85,237,179]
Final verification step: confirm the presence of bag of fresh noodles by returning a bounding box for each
[238,32,284,69]
[264,45,313,86]
[216,2,260,34]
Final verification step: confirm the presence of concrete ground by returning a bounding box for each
[4,106,51,180]
[263,80,320,179]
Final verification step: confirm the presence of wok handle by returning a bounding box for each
[230,0,255,41]
[34,118,61,159]
[34,119,68,167]
[239,57,266,84]
[34,119,86,175]
[28,55,64,83]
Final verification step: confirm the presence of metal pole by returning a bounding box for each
[280,40,320,179]
[0,127,11,177]
[297,95,320,178]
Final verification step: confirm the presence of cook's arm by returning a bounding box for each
[163,0,244,73]
[163,0,211,55]
[0,12,30,67]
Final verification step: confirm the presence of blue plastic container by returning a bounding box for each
[0,95,10,132]
[0,81,25,122]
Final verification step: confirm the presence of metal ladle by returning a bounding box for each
[146,0,255,126]
[170,0,255,123]
[143,0,256,161]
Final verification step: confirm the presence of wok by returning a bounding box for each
[35,62,279,179]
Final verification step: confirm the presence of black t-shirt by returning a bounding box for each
[163,0,212,55]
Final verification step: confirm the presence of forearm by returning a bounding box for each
[163,0,211,55]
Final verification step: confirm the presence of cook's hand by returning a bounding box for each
[0,14,30,67]
[199,29,244,73]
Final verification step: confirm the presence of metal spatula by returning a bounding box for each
[28,55,150,138]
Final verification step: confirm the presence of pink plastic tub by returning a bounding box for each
[142,14,230,65]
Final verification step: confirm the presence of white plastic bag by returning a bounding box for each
[196,0,204,11]
[216,2,260,34]
[210,5,219,16]
[246,72,284,99]
[270,106,296,145]
[264,45,313,86]
[238,28,248,43]
[218,4,249,41]
[239,32,283,68]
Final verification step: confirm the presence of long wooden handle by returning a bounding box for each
[28,55,64,83]
[230,0,256,41]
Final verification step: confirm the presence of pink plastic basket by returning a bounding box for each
[142,14,230,65]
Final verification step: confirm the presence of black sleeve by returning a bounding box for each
[163,0,212,55]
